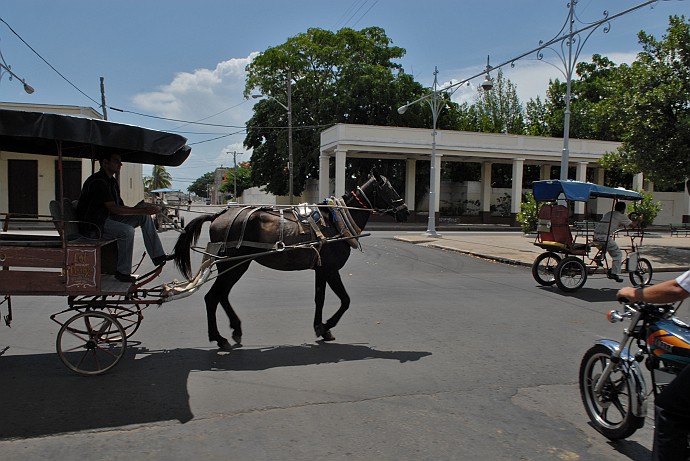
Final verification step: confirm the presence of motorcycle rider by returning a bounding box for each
[619,270,690,460]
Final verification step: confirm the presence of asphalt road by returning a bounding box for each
[0,221,684,460]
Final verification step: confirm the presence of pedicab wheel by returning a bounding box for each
[56,311,126,376]
[555,256,587,292]
[579,344,644,440]
[179,216,185,228]
[629,257,653,287]
[532,252,562,286]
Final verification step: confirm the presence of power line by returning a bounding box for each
[0,16,101,107]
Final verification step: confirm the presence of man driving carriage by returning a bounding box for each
[593,201,642,282]
[76,152,173,283]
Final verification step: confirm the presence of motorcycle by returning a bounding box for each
[579,300,690,439]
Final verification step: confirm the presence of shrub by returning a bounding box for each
[517,193,540,234]
[629,189,661,227]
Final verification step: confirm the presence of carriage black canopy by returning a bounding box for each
[0,109,191,166]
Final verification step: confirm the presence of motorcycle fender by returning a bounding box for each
[594,339,648,418]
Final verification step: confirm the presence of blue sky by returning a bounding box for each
[0,0,685,191]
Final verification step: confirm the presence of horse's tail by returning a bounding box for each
[173,212,218,279]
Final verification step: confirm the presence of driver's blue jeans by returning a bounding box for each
[103,214,165,275]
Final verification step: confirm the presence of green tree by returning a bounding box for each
[143,165,172,191]
[611,15,690,188]
[472,68,525,134]
[219,162,253,198]
[244,27,429,196]
[188,172,215,198]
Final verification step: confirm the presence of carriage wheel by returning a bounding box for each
[629,257,653,287]
[56,311,126,376]
[105,304,143,340]
[532,252,561,286]
[555,256,588,292]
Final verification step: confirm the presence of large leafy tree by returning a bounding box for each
[244,27,431,195]
[610,15,690,187]
[527,16,690,188]
[471,69,525,135]
[188,172,214,198]
[219,162,253,198]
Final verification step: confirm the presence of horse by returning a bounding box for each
[172,170,408,350]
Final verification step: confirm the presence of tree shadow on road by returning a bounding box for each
[0,343,430,440]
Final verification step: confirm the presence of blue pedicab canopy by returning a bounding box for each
[0,109,191,166]
[532,180,642,202]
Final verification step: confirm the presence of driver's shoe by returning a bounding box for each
[607,270,623,283]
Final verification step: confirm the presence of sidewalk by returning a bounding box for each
[393,231,690,272]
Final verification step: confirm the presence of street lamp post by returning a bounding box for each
[397,1,660,234]
[398,65,493,237]
[252,71,294,204]
[0,62,34,94]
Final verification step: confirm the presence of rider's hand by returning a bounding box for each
[617,286,637,302]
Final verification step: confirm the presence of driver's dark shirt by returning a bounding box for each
[75,169,122,237]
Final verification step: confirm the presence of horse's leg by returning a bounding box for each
[313,269,331,340]
[313,269,350,341]
[321,270,350,340]
[204,263,249,350]
[218,264,250,347]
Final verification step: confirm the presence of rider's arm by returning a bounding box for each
[104,201,161,216]
[618,271,690,303]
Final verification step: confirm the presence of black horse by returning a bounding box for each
[173,170,408,349]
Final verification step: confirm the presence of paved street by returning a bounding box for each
[1,214,687,460]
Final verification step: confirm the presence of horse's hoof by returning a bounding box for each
[232,334,242,347]
[216,339,232,351]
[322,330,336,341]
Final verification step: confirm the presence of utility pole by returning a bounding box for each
[100,77,108,120]
[287,70,293,205]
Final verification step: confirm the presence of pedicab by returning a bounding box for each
[530,180,652,292]
[149,187,186,232]
[0,108,192,375]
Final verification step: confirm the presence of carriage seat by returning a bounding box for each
[534,204,588,255]
[49,198,102,241]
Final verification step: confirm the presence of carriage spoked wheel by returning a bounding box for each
[105,303,144,340]
[56,311,127,376]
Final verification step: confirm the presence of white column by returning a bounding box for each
[575,162,588,216]
[632,172,644,191]
[540,164,551,180]
[335,149,347,197]
[481,161,492,214]
[431,154,442,213]
[405,158,416,211]
[511,158,524,215]
[319,154,330,200]
[595,167,605,185]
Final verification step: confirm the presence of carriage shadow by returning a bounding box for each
[536,285,621,303]
[0,343,431,440]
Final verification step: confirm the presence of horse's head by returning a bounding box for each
[360,169,409,222]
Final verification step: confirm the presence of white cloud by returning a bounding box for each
[132,52,259,122]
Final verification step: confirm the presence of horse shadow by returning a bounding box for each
[0,342,431,440]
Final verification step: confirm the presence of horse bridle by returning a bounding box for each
[352,176,406,216]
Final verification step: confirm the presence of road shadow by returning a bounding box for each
[536,285,621,303]
[0,343,431,440]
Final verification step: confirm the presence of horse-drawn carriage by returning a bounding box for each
[0,108,408,375]
[530,179,652,292]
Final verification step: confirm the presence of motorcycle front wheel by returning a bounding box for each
[579,344,645,440]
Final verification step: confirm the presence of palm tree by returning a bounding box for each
[144,165,172,191]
